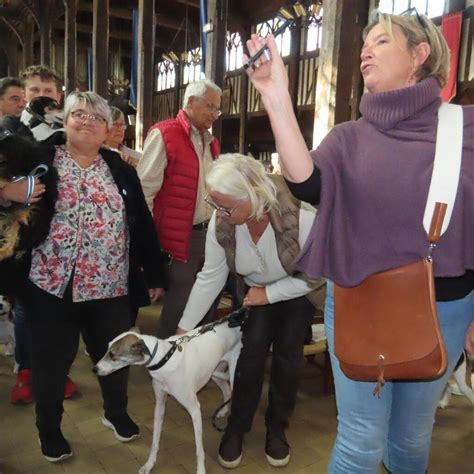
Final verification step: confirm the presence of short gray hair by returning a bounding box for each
[63,91,113,128]
[182,79,222,109]
[206,153,279,221]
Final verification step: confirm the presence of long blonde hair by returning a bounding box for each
[206,154,279,221]
[364,11,450,87]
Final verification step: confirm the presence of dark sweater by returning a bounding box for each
[287,78,473,301]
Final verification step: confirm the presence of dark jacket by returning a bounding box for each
[0,133,167,307]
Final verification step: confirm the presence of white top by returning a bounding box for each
[178,206,317,331]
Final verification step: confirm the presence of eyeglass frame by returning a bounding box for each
[399,7,427,29]
[194,96,222,117]
[70,110,107,125]
[111,121,127,130]
[204,195,237,217]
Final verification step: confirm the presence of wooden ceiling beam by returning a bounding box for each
[77,0,194,31]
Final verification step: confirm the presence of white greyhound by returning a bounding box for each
[94,309,246,474]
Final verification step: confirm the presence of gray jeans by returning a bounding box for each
[156,228,216,338]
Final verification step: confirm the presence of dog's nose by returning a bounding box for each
[92,366,98,374]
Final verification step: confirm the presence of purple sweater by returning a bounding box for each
[294,77,473,287]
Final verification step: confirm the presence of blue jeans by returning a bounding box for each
[325,280,473,474]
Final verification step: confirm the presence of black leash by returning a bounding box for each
[147,306,248,372]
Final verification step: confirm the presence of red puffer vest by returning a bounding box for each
[148,110,220,262]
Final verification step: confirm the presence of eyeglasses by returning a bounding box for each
[70,110,107,125]
[400,7,427,29]
[205,195,236,217]
[195,97,222,117]
[112,121,127,130]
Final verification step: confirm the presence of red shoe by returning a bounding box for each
[10,369,34,404]
[64,376,80,399]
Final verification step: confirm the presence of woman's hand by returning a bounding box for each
[243,286,269,307]
[245,34,289,97]
[176,327,187,336]
[149,287,165,303]
[465,320,474,358]
[0,179,45,205]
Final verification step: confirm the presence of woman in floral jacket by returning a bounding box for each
[0,91,167,463]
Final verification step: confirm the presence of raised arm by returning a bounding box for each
[245,34,313,183]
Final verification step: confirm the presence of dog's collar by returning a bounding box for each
[147,341,177,372]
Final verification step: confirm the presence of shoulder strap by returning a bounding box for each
[423,103,463,236]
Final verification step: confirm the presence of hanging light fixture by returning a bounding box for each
[161,2,201,66]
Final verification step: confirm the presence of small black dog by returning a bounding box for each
[0,128,58,263]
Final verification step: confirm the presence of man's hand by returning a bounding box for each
[243,286,269,307]
[176,327,187,335]
[0,179,45,204]
[149,287,165,303]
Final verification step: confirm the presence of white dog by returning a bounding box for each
[94,309,246,474]
[0,295,15,356]
[438,351,474,408]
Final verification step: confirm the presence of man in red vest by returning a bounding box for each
[137,79,222,338]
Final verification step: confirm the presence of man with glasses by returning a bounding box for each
[137,79,222,338]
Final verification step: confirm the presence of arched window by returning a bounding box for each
[182,47,205,85]
[226,32,244,72]
[156,60,176,92]
[255,17,292,57]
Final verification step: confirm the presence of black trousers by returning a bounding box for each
[25,282,132,435]
[227,295,314,434]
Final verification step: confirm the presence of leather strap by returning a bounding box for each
[423,103,463,236]
[427,202,447,244]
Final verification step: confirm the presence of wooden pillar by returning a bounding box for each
[173,63,182,116]
[206,0,227,142]
[64,0,77,95]
[135,0,155,149]
[288,22,302,110]
[312,0,369,147]
[6,39,20,77]
[23,17,35,69]
[92,0,109,98]
[238,25,251,155]
[40,7,52,66]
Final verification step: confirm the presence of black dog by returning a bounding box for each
[0,128,58,295]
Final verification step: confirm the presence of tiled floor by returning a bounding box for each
[0,303,472,474]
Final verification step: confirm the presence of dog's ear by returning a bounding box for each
[130,326,141,334]
[131,340,150,357]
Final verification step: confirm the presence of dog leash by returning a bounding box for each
[147,307,249,372]
[10,164,49,206]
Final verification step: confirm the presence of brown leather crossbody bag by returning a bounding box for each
[334,203,448,396]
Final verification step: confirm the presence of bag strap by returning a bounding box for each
[427,202,447,245]
[423,103,463,236]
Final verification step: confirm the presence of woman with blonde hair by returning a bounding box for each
[244,8,473,473]
[176,153,324,468]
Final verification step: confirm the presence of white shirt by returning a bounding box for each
[178,206,317,331]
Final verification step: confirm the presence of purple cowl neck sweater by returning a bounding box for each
[294,77,473,287]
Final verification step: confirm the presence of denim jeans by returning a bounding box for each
[325,280,473,474]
